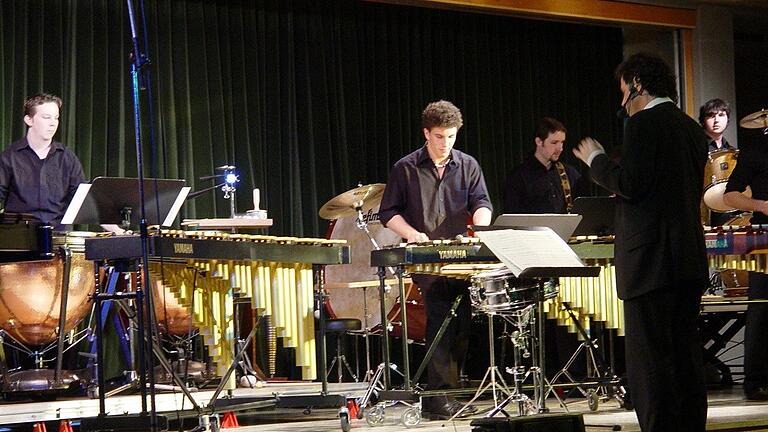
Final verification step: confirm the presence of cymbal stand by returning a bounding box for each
[353,206,395,383]
[360,285,374,383]
[355,206,396,277]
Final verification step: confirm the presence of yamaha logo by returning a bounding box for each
[438,249,467,260]
[173,243,194,254]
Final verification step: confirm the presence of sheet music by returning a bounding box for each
[163,186,191,227]
[60,183,91,225]
[476,228,585,277]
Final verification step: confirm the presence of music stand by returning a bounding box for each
[484,214,583,241]
[61,177,190,228]
[571,197,615,237]
[60,177,195,425]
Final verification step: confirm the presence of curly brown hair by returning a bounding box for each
[421,100,463,130]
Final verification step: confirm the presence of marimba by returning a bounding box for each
[85,230,350,387]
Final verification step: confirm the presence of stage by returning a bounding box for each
[0,383,764,431]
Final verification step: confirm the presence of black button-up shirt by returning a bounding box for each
[503,155,581,214]
[708,137,734,153]
[0,138,85,226]
[725,142,768,224]
[379,145,492,240]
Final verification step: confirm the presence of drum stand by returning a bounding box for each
[486,281,564,418]
[449,311,513,420]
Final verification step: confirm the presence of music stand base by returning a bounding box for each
[80,413,169,432]
[470,412,585,432]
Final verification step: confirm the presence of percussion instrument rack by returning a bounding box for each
[369,240,497,394]
[367,240,599,422]
[83,231,354,429]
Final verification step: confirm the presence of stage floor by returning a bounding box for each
[0,383,765,431]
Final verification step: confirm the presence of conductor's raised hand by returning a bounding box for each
[573,137,605,165]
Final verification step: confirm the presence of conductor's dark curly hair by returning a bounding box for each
[615,53,678,103]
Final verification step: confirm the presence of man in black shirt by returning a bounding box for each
[379,100,492,419]
[574,53,709,431]
[700,98,739,226]
[504,117,580,214]
[0,93,85,229]
[723,144,768,401]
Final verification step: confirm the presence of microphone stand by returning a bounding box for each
[125,0,158,428]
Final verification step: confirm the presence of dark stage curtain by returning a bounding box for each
[0,0,623,237]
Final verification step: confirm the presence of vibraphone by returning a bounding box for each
[370,238,601,413]
[705,225,768,271]
[85,230,350,387]
[555,239,623,337]
[376,237,624,337]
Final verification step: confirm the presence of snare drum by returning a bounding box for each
[0,231,103,346]
[704,149,739,212]
[324,206,426,341]
[470,269,540,314]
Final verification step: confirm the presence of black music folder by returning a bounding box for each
[61,177,190,227]
[490,214,582,241]
[571,196,615,237]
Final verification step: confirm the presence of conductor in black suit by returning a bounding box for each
[573,53,709,431]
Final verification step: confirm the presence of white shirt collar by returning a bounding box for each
[644,97,674,110]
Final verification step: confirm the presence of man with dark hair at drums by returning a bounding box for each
[503,117,581,214]
[0,93,85,229]
[573,53,709,431]
[700,98,738,226]
[723,155,768,401]
[379,100,493,419]
[700,98,734,152]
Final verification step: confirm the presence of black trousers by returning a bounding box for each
[746,272,768,393]
[412,275,472,395]
[624,285,707,432]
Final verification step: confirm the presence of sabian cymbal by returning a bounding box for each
[739,109,768,129]
[319,183,386,220]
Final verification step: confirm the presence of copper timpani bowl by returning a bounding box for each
[152,277,195,336]
[0,232,103,346]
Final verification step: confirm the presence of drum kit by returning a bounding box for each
[703,108,768,218]
[319,183,425,384]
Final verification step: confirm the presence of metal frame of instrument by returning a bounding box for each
[368,240,600,421]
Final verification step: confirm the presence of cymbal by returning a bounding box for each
[319,183,386,220]
[739,109,768,129]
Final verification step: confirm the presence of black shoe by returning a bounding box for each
[745,387,768,401]
[426,399,475,420]
[462,402,478,415]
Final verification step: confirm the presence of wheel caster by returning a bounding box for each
[339,410,351,432]
[365,405,385,427]
[401,407,421,428]
[587,389,599,411]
